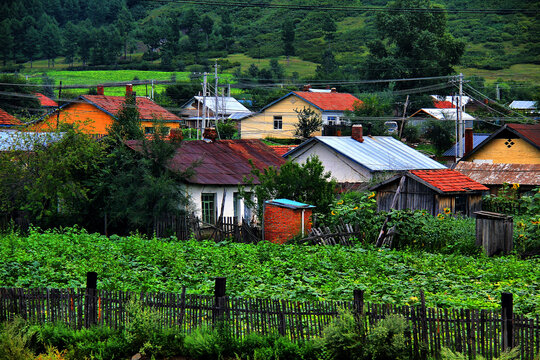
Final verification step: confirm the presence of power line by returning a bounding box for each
[143,0,539,15]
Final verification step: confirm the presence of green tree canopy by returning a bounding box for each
[294,106,322,139]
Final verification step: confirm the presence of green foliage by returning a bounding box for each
[423,119,455,156]
[440,346,519,360]
[217,119,238,139]
[294,106,322,139]
[242,156,337,221]
[0,317,36,360]
[363,314,410,360]
[319,310,364,360]
[0,74,41,116]
[351,93,394,135]
[1,227,539,314]
[482,183,530,215]
[107,94,143,141]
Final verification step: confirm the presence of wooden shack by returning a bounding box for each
[371,169,489,217]
[474,211,513,256]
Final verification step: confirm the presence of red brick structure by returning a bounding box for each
[263,199,315,244]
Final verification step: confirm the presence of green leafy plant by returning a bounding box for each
[363,314,409,360]
[0,317,36,360]
[318,309,364,360]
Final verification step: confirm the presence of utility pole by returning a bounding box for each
[399,95,409,139]
[151,79,154,100]
[202,73,208,135]
[496,84,500,101]
[457,73,464,158]
[214,60,219,126]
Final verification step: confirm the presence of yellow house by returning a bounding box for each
[460,123,540,164]
[31,85,183,137]
[240,90,361,139]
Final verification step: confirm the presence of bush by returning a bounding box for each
[363,314,410,360]
[0,318,36,360]
[318,310,364,360]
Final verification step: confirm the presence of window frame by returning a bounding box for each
[273,116,283,130]
[201,193,216,225]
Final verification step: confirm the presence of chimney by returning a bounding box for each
[202,127,218,142]
[465,128,473,154]
[352,124,363,143]
[303,84,311,91]
[126,84,133,97]
[97,85,104,95]
[330,88,337,93]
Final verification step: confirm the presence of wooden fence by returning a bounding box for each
[1,277,539,360]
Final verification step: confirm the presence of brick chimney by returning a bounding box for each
[126,84,133,97]
[330,88,337,93]
[303,84,311,91]
[465,128,473,154]
[97,85,104,95]
[352,124,363,142]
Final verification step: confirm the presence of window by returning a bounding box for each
[201,193,216,224]
[145,127,154,134]
[273,116,282,130]
[327,116,336,126]
[455,195,467,215]
[233,192,240,219]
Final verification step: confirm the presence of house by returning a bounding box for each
[31,85,182,137]
[0,108,23,131]
[458,123,540,164]
[33,93,58,109]
[454,162,540,195]
[370,169,489,217]
[264,199,315,244]
[180,95,252,129]
[124,138,286,224]
[442,129,491,163]
[240,90,361,139]
[284,125,446,187]
[409,108,475,128]
[509,101,537,114]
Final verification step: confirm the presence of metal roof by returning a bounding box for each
[286,136,446,172]
[509,101,537,110]
[454,162,540,186]
[266,199,316,209]
[442,133,491,157]
[415,108,476,121]
[125,139,286,185]
[0,131,64,151]
[193,96,251,114]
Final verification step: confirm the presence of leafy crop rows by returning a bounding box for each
[1,228,538,316]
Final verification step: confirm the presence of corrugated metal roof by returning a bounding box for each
[416,108,476,121]
[442,133,491,157]
[454,162,540,186]
[507,123,540,147]
[193,96,251,114]
[0,131,64,151]
[410,169,488,192]
[289,136,446,172]
[266,199,316,209]
[509,101,537,110]
[125,139,286,185]
[228,112,252,120]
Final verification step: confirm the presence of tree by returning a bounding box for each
[269,59,285,81]
[363,0,464,86]
[201,14,214,49]
[351,94,394,135]
[0,75,41,116]
[424,118,454,156]
[294,107,322,139]
[116,7,134,59]
[164,81,201,106]
[0,20,14,66]
[41,21,63,67]
[62,22,78,66]
[322,14,337,41]
[315,49,339,79]
[242,155,337,221]
[22,26,40,68]
[282,20,295,61]
[107,93,143,141]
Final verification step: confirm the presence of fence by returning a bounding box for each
[1,276,539,359]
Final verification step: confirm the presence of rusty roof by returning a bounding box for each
[81,95,181,122]
[269,145,297,157]
[454,162,540,186]
[125,139,286,185]
[507,123,540,147]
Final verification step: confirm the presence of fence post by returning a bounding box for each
[419,290,428,360]
[85,272,97,328]
[501,292,514,351]
[213,277,226,324]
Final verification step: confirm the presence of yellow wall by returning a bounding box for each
[240,96,323,139]
[467,139,540,164]
[32,102,181,136]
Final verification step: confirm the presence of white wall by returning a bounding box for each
[186,184,256,224]
[287,142,372,183]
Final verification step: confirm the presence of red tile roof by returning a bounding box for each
[507,123,540,147]
[269,145,297,156]
[34,93,58,107]
[410,169,489,192]
[433,100,455,109]
[293,91,361,111]
[0,108,23,126]
[125,139,286,185]
[81,95,181,121]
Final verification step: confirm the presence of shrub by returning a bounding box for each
[363,314,410,360]
[0,318,36,360]
[318,310,364,360]
[183,327,223,360]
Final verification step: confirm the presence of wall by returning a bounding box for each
[240,96,322,139]
[287,141,371,183]
[263,203,312,244]
[468,138,540,164]
[33,103,113,135]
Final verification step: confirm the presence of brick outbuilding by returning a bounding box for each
[263,199,315,244]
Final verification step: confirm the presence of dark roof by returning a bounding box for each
[81,95,181,122]
[125,139,286,185]
[34,93,58,107]
[454,162,540,186]
[461,123,540,161]
[0,108,22,126]
[442,133,491,157]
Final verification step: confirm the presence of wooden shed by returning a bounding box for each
[371,169,489,217]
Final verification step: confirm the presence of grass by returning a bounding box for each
[456,64,540,84]
[223,54,318,77]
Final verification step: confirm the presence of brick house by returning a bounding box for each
[263,199,315,244]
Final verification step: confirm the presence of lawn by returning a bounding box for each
[456,63,540,84]
[224,54,318,78]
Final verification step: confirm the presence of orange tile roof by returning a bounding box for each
[433,100,455,109]
[269,145,297,156]
[81,95,181,121]
[410,169,489,192]
[293,91,361,111]
[34,93,58,107]
[0,108,23,126]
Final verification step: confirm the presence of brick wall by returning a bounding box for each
[264,203,313,244]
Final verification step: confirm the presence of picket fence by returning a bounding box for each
[1,281,539,360]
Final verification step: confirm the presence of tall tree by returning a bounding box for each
[41,21,62,67]
[116,7,134,59]
[294,106,323,140]
[282,20,295,62]
[0,75,41,116]
[201,14,214,49]
[0,20,13,66]
[62,22,78,66]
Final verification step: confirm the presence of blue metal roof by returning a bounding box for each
[286,136,447,172]
[443,133,491,157]
[0,131,64,151]
[266,199,316,209]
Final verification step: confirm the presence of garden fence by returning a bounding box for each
[1,277,538,360]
